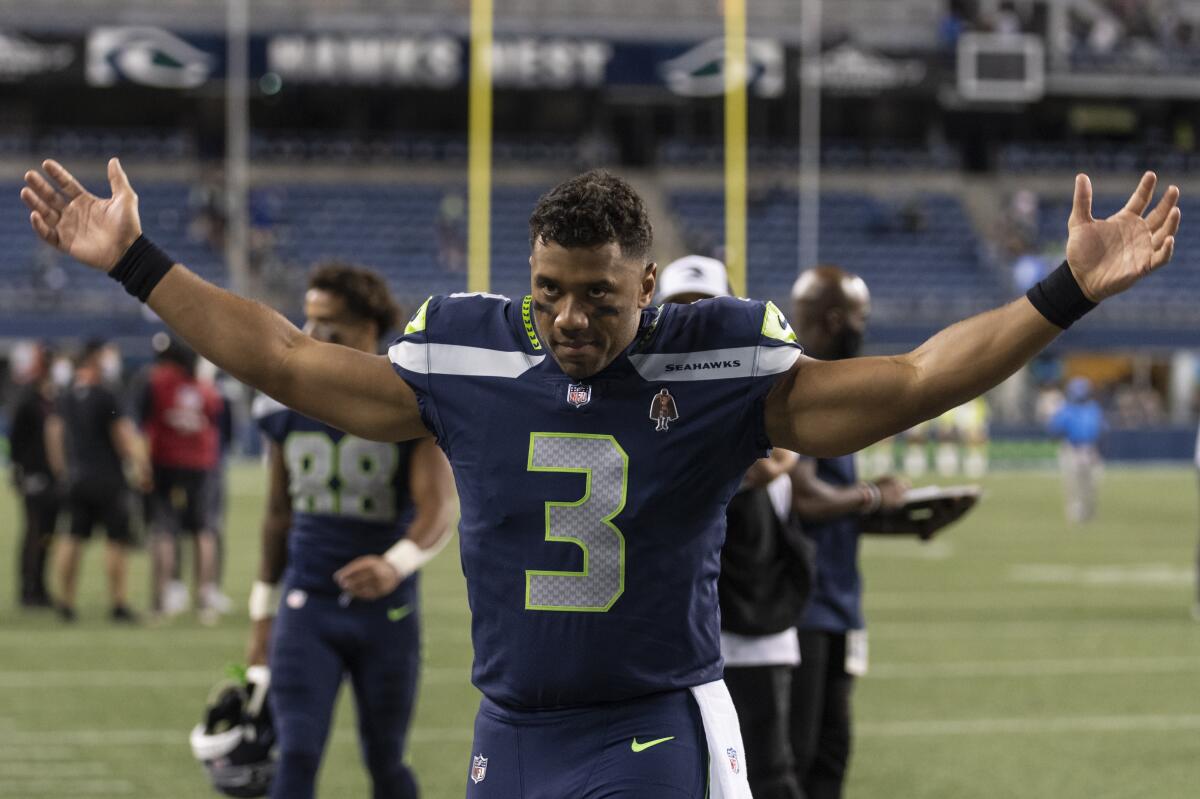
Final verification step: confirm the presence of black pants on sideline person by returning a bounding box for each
[19,484,58,606]
[791,630,854,799]
[724,664,803,799]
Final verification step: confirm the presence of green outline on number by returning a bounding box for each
[283,432,398,519]
[338,437,400,520]
[524,432,628,612]
[284,431,336,514]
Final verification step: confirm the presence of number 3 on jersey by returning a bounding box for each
[285,432,398,522]
[526,433,628,612]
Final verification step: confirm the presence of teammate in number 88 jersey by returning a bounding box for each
[390,291,800,707]
[254,402,415,596]
[246,265,457,799]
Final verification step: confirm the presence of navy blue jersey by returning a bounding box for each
[253,398,418,598]
[797,455,865,633]
[389,293,801,709]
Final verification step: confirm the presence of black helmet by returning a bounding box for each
[189,666,277,797]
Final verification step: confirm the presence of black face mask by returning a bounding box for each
[832,327,863,360]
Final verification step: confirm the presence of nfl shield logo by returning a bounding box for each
[567,383,592,408]
[726,747,740,775]
[470,753,488,784]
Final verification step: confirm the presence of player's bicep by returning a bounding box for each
[765,354,923,457]
[278,338,427,443]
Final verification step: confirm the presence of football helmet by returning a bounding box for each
[190,665,277,798]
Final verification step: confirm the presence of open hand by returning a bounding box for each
[1066,172,1181,302]
[21,158,142,272]
[334,555,402,600]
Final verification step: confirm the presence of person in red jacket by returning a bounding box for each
[140,334,223,623]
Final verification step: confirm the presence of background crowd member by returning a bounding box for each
[45,339,149,623]
[8,341,58,609]
[659,255,813,799]
[198,357,235,608]
[787,267,909,799]
[140,334,224,622]
[1048,377,1105,524]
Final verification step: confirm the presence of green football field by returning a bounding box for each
[2,463,1199,798]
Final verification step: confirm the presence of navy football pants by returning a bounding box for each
[269,587,420,799]
[466,689,708,798]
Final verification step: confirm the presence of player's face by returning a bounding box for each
[303,289,376,353]
[530,240,656,379]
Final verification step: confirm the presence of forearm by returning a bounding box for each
[777,298,1060,456]
[793,482,870,522]
[402,506,456,552]
[903,298,1059,424]
[147,266,306,403]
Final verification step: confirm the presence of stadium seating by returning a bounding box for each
[669,188,1004,325]
[998,142,1200,175]
[4,178,1196,343]
[659,139,962,171]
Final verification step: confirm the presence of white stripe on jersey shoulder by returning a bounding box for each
[629,345,801,382]
[251,393,289,420]
[447,291,510,301]
[389,341,545,378]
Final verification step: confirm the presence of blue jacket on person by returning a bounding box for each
[1048,400,1104,447]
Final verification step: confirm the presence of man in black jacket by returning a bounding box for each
[8,341,58,608]
[659,256,814,799]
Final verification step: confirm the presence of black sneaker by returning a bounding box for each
[57,605,77,623]
[111,605,140,625]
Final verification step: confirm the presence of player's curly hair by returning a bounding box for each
[529,170,653,260]
[307,262,399,335]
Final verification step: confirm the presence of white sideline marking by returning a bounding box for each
[871,655,1200,679]
[0,761,108,777]
[1009,563,1193,586]
[870,619,1193,640]
[0,728,479,746]
[9,715,1200,748]
[0,630,232,648]
[867,589,1178,609]
[857,714,1200,738]
[0,671,215,688]
[0,779,133,794]
[0,747,77,760]
[0,730,180,746]
[0,667,469,689]
[862,540,954,560]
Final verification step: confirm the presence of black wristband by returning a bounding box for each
[1025,260,1097,330]
[108,235,175,302]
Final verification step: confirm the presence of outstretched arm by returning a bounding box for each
[766,172,1180,457]
[21,159,426,443]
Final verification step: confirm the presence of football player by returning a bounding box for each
[23,160,1180,798]
[244,264,457,799]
